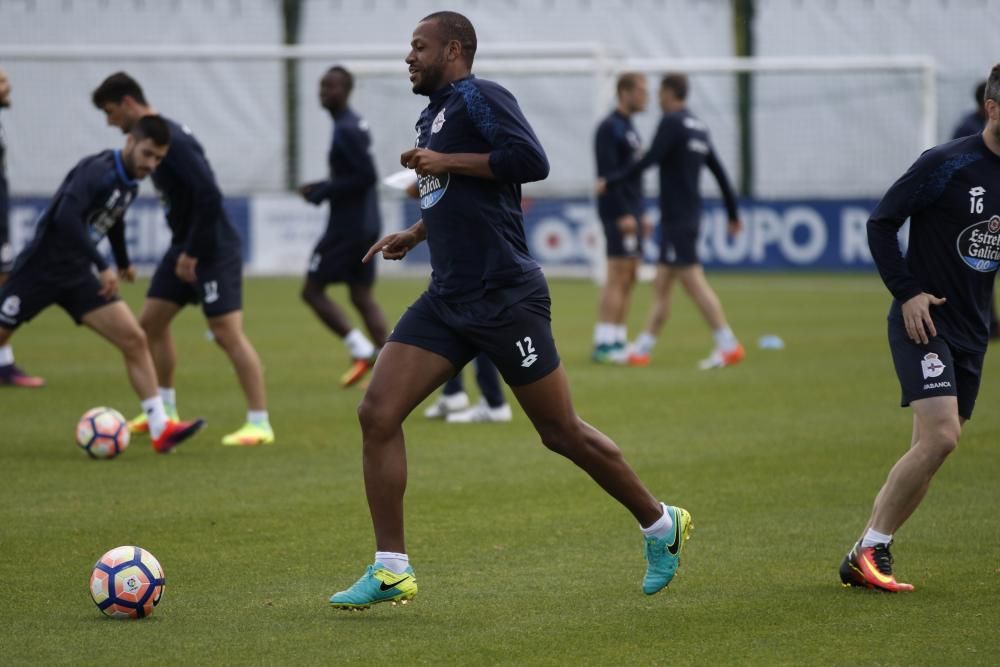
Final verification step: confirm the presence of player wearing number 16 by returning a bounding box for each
[328,11,691,610]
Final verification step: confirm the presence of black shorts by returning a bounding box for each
[148,248,243,318]
[887,317,984,419]
[659,224,700,266]
[388,271,561,387]
[307,232,377,286]
[599,213,641,258]
[0,264,117,329]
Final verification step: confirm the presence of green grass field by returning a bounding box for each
[1,273,998,665]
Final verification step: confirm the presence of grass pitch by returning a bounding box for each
[1,273,998,665]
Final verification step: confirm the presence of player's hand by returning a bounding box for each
[594,178,607,195]
[901,292,947,345]
[297,182,325,205]
[363,231,419,263]
[617,214,638,236]
[119,265,137,283]
[727,218,744,235]
[175,253,198,283]
[97,268,119,298]
[640,214,654,239]
[400,148,449,177]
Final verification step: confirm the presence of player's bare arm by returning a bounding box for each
[900,292,947,345]
[363,220,426,263]
[400,148,494,180]
[175,252,197,283]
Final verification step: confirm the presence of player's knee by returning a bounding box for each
[120,326,148,355]
[537,420,585,456]
[357,395,396,439]
[926,420,961,458]
[300,283,319,305]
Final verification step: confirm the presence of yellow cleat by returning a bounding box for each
[221,422,275,446]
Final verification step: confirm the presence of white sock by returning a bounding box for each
[861,528,893,548]
[344,329,375,360]
[247,410,269,426]
[595,322,615,346]
[713,326,738,352]
[634,332,656,355]
[141,395,169,439]
[374,551,410,574]
[639,502,674,539]
[613,324,627,345]
[159,387,176,409]
[0,345,13,366]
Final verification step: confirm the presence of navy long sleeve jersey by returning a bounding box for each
[867,134,1000,353]
[614,109,738,227]
[152,118,240,260]
[952,111,984,140]
[306,107,381,238]
[15,149,135,276]
[0,116,8,245]
[414,75,549,301]
[594,110,643,222]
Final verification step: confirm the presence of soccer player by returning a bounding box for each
[328,11,691,610]
[0,66,44,387]
[600,73,744,369]
[423,353,513,423]
[0,116,203,451]
[91,72,274,447]
[298,65,388,388]
[839,64,1000,593]
[591,72,650,364]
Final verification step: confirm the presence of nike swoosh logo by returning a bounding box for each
[666,510,681,555]
[379,575,411,591]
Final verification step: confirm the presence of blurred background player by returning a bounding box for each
[0,66,44,387]
[591,72,650,365]
[423,353,513,423]
[600,73,744,369]
[839,64,1000,593]
[92,72,273,446]
[0,116,203,451]
[298,65,388,387]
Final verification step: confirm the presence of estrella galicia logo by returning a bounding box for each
[418,173,449,210]
[956,215,1000,272]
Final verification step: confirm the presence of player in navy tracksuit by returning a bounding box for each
[839,64,1000,593]
[0,116,203,451]
[298,65,389,388]
[0,66,44,387]
[591,72,650,365]
[329,11,691,610]
[602,73,745,370]
[92,72,273,446]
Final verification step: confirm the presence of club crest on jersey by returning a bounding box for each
[920,353,946,379]
[418,173,449,209]
[956,215,1000,272]
[431,108,446,134]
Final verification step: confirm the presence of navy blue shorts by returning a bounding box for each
[148,247,243,318]
[388,272,561,387]
[307,232,377,286]
[599,212,641,258]
[0,264,117,329]
[887,316,984,419]
[659,224,700,266]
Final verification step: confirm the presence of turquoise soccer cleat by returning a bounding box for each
[329,562,418,610]
[642,505,693,595]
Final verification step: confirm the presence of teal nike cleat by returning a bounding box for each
[329,562,418,610]
[642,505,693,595]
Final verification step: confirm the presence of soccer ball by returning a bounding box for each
[89,546,166,619]
[76,407,130,459]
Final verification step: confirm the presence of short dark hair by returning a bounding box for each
[326,65,354,93]
[975,80,987,107]
[982,67,999,107]
[616,72,644,97]
[130,114,170,147]
[660,73,689,101]
[421,11,477,66]
[92,71,147,108]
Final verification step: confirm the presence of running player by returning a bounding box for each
[91,72,274,446]
[592,72,650,364]
[298,65,388,388]
[0,116,203,451]
[839,64,1000,592]
[0,66,44,387]
[328,11,691,610]
[600,73,744,369]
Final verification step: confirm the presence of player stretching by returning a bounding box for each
[329,11,691,610]
[92,73,274,446]
[0,116,203,451]
[600,73,744,369]
[839,64,1000,592]
[298,66,388,388]
[0,66,44,387]
[592,72,650,364]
